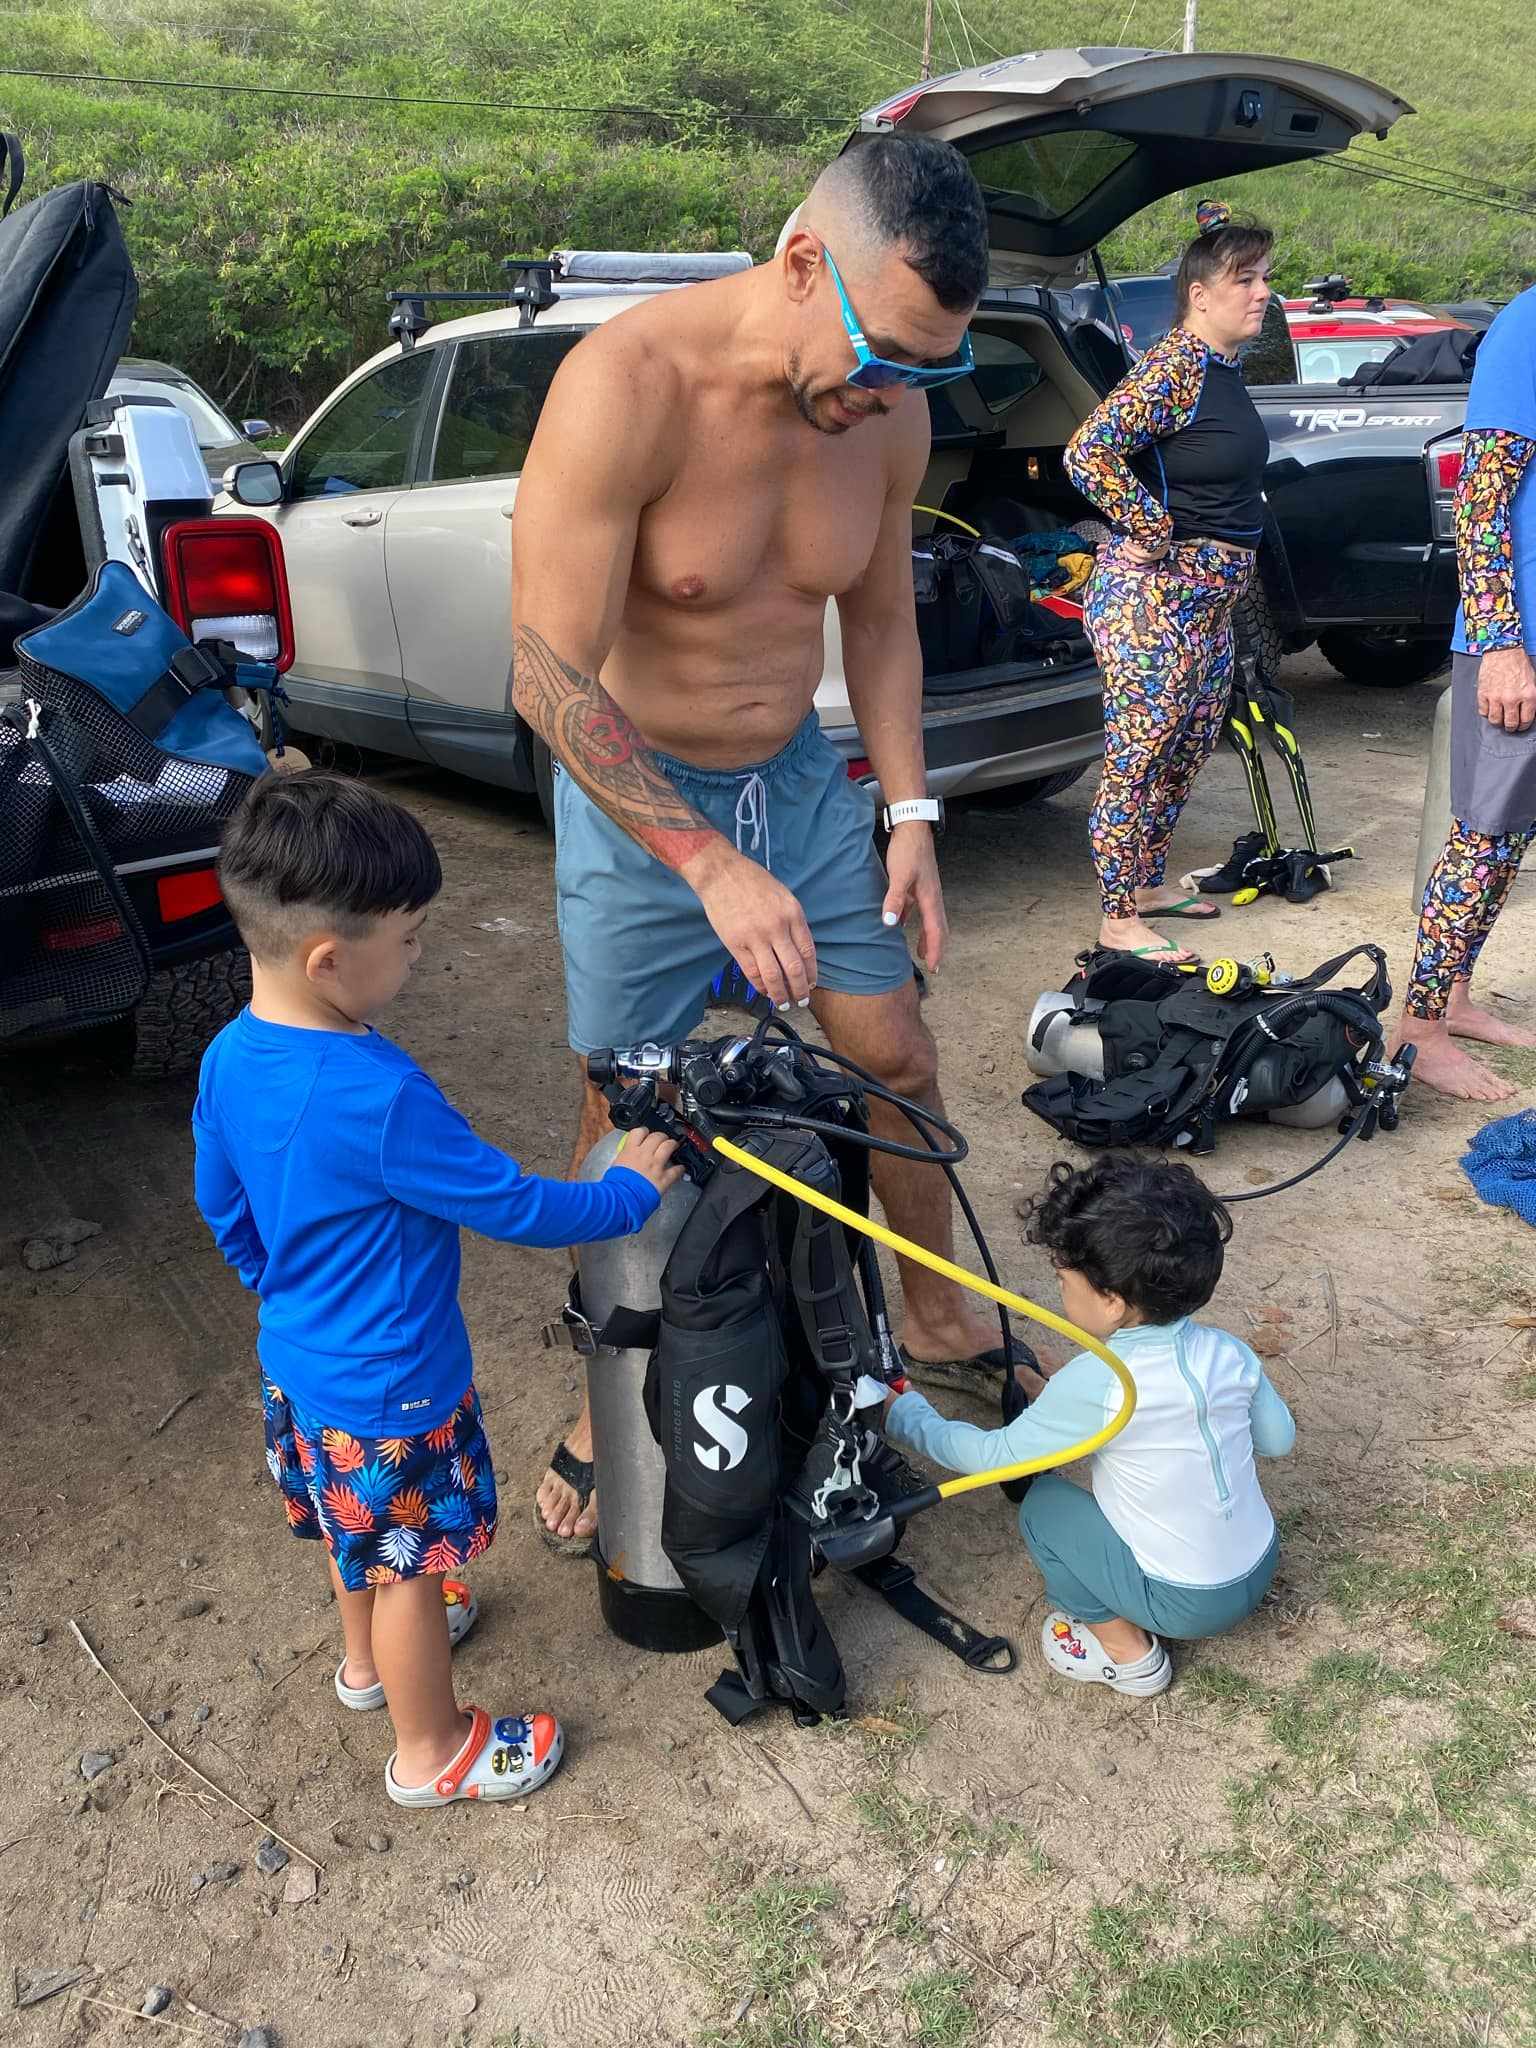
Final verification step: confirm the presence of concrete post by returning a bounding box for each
[1412,678,1454,911]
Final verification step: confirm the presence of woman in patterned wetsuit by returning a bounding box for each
[1394,284,1536,1099]
[1065,202,1274,962]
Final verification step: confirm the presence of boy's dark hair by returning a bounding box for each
[1174,211,1274,324]
[826,135,990,312]
[1023,1155,1232,1324]
[217,769,442,962]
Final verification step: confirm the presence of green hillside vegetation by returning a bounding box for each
[4,0,1534,423]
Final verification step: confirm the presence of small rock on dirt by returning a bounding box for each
[21,1218,102,1271]
[367,1832,391,1854]
[149,1708,172,1728]
[1097,1758,1118,1777]
[194,1703,212,1723]
[453,1992,478,2019]
[283,1862,319,1906]
[176,1599,210,1621]
[29,1624,47,1645]
[238,2030,277,2048]
[256,1837,289,1876]
[79,1751,115,1781]
[207,1861,242,1884]
[142,1987,173,2018]
[189,1871,206,1893]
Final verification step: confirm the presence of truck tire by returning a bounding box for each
[120,949,252,1080]
[532,735,557,834]
[1317,629,1452,688]
[1233,578,1284,686]
[1009,764,1089,804]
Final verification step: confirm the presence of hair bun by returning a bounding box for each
[1195,198,1232,235]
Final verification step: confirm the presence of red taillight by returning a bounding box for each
[42,914,123,951]
[161,518,295,673]
[846,756,873,781]
[872,86,928,124]
[157,868,223,922]
[1435,448,1463,492]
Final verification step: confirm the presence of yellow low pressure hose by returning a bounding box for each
[711,1136,1137,1499]
[912,503,981,538]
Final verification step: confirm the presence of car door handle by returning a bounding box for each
[500,503,516,520]
[343,507,382,528]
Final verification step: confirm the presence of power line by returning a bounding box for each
[0,65,846,131]
[1353,146,1536,208]
[1316,153,1536,224]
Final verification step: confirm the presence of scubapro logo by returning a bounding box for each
[692,1384,752,1472]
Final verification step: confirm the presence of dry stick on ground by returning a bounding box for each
[68,1621,322,1872]
[269,1639,329,1690]
[745,1741,817,1824]
[152,1391,201,1436]
[73,1994,210,2039]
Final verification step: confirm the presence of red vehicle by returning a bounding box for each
[1282,275,1472,386]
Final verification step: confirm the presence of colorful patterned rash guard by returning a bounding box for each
[1455,429,1536,654]
[1065,325,1269,551]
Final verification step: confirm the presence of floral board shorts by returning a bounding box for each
[262,1378,498,1592]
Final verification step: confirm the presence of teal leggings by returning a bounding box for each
[1018,1473,1278,1639]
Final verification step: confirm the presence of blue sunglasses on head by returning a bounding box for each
[821,245,975,391]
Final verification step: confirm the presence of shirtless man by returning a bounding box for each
[512,136,1016,1548]
[1396,284,1536,1099]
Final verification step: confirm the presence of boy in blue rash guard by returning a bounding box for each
[192,771,681,1807]
[883,1157,1293,1697]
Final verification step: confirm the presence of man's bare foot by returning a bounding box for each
[1446,984,1536,1050]
[1134,884,1218,920]
[535,1415,597,1544]
[1092,1615,1153,1662]
[1097,913,1195,964]
[1395,1013,1515,1102]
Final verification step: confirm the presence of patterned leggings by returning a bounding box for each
[1084,540,1253,918]
[1405,817,1536,1019]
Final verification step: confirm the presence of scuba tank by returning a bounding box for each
[1023,943,1412,1169]
[570,1133,719,1653]
[568,1029,1018,1725]
[1024,988,1351,1131]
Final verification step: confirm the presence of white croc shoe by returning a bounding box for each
[385,1706,564,1807]
[333,1578,480,1712]
[1041,1612,1173,1696]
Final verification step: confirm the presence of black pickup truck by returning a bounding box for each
[1074,275,1468,688]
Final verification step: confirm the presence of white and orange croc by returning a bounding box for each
[385,1706,564,1808]
[333,1578,480,1712]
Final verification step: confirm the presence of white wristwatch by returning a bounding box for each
[882,797,945,833]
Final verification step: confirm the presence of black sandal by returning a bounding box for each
[898,1344,1013,1395]
[534,1440,596,1558]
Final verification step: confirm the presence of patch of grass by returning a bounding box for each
[1099,1905,1434,2047]
[902,1970,978,2047]
[852,1782,1048,1873]
[1180,1663,1272,1715]
[1084,1889,1171,1971]
[1509,1366,1536,1402]
[691,1868,841,2048]
[707,1875,840,2003]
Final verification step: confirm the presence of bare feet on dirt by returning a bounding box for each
[1097,913,1195,965]
[1446,985,1536,1050]
[1395,1013,1515,1102]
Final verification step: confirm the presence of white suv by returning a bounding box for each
[236,48,1406,827]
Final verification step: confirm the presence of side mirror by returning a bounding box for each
[222,458,284,508]
[241,418,275,441]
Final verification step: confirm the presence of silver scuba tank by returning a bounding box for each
[576,1130,720,1652]
[1023,993,1351,1130]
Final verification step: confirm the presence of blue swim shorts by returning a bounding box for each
[262,1377,498,1592]
[554,715,913,1054]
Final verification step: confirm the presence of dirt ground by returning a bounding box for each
[4,653,1536,2047]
